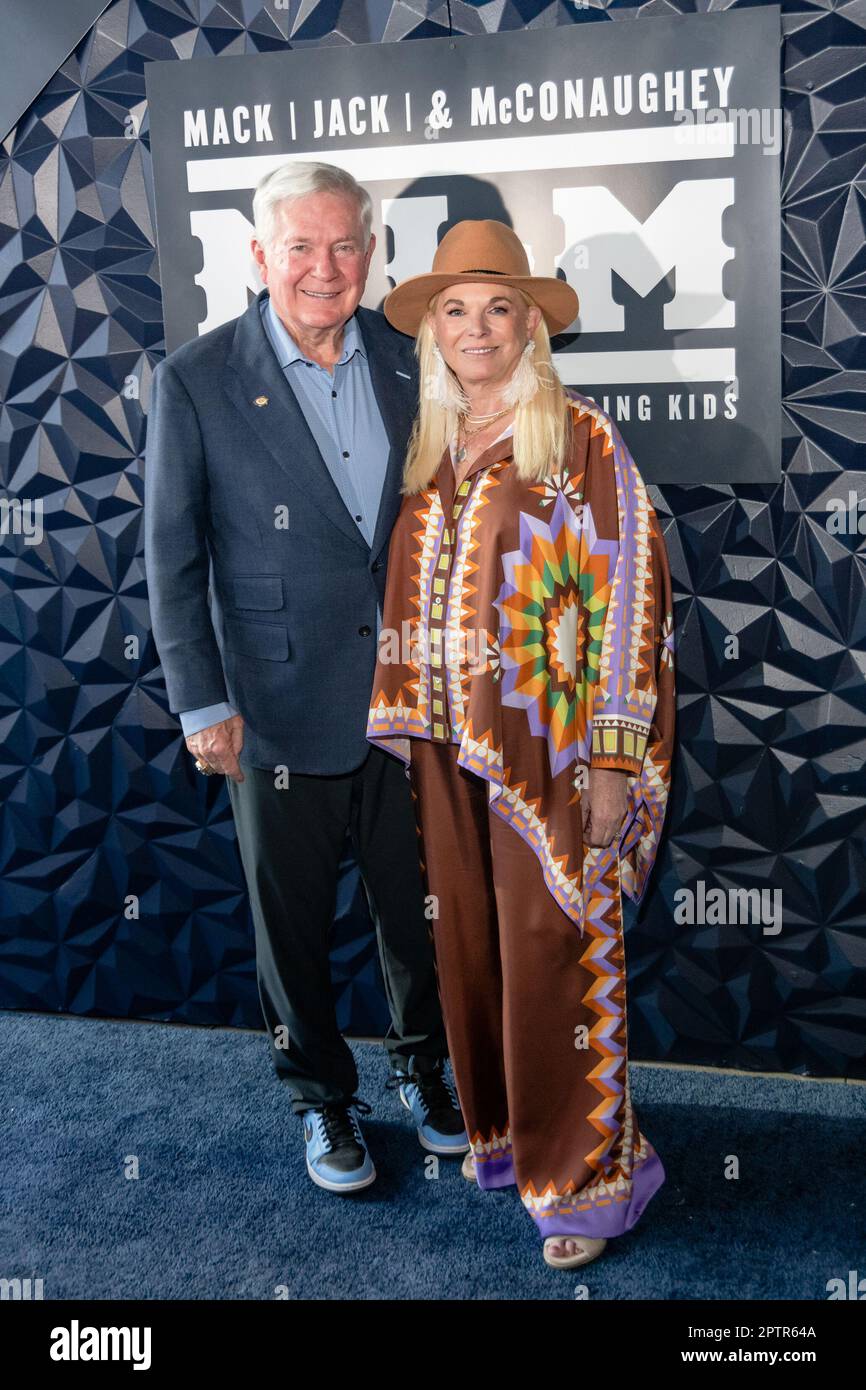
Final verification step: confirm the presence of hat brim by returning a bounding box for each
[383,272,579,338]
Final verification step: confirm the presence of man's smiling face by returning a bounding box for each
[252,190,375,338]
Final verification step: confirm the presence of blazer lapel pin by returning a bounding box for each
[254,394,269,407]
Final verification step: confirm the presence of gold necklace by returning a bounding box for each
[455,407,511,464]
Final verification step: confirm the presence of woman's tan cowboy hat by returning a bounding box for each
[383,219,579,337]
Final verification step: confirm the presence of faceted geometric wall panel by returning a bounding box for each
[0,0,864,1077]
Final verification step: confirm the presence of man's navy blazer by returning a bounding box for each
[144,288,419,773]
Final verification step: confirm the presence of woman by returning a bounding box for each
[367,221,675,1269]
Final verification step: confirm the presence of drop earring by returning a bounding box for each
[502,340,540,409]
[425,340,469,412]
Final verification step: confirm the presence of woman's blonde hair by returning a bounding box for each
[402,287,573,495]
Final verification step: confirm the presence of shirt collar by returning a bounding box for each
[261,292,365,369]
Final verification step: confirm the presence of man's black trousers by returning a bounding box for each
[227,746,448,1115]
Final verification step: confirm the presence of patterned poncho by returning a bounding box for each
[367,393,676,934]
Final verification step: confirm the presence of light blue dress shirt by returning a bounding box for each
[179,295,392,738]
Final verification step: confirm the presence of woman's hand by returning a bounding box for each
[581,767,630,847]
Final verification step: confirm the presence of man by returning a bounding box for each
[144,161,467,1192]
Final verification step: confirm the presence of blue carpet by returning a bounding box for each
[1,1012,862,1300]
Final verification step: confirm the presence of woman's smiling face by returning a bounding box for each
[429,282,541,395]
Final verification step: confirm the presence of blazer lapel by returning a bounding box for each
[223,290,368,550]
[358,308,418,561]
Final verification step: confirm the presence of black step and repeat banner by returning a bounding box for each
[145,10,782,485]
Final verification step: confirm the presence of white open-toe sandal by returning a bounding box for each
[543,1235,607,1269]
[465,1153,606,1268]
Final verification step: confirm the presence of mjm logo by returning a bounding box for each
[186,178,737,360]
[0,1276,43,1299]
[49,1321,152,1371]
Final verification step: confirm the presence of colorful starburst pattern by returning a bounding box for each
[494,489,618,777]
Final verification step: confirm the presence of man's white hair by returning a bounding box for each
[252,161,373,250]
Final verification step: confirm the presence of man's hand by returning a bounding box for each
[186,714,245,783]
[581,766,629,846]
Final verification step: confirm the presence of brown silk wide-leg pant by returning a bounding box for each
[409,738,666,1242]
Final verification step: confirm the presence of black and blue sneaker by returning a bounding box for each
[302,1099,376,1192]
[388,1062,469,1156]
